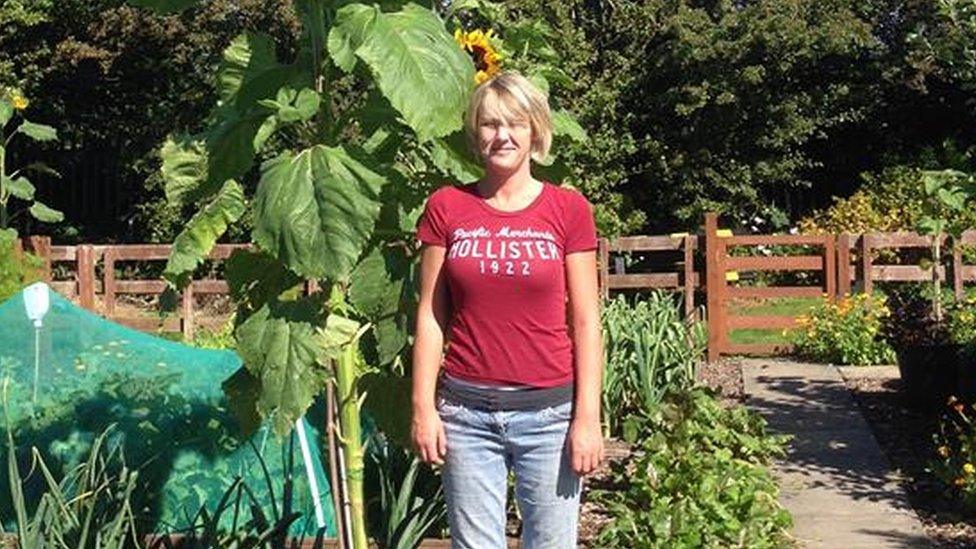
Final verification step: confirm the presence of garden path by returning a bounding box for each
[740,357,931,548]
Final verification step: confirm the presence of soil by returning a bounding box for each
[844,373,976,548]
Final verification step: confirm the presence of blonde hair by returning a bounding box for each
[465,71,552,162]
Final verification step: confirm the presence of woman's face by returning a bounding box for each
[477,107,533,174]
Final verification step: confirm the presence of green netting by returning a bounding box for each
[0,283,336,537]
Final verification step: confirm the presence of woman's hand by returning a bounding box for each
[412,405,447,466]
[568,416,605,475]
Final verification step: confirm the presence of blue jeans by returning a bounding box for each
[437,396,581,549]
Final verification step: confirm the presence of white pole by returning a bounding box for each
[32,326,39,404]
[295,417,326,529]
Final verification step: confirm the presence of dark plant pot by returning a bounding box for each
[896,344,962,409]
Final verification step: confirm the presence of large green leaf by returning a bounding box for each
[253,145,386,280]
[349,246,408,319]
[127,0,200,13]
[318,313,362,360]
[200,32,309,188]
[347,4,474,141]
[160,135,208,207]
[551,109,587,143]
[4,176,35,200]
[426,132,483,183]
[351,246,414,366]
[360,372,412,447]
[222,367,263,437]
[17,121,57,142]
[235,296,329,435]
[257,87,321,123]
[226,248,303,316]
[372,314,408,366]
[219,33,302,111]
[327,3,377,72]
[28,201,63,223]
[205,111,275,188]
[0,101,12,126]
[164,179,246,288]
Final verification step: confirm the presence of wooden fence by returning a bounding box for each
[16,214,976,358]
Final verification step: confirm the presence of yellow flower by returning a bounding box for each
[964,463,975,475]
[10,94,27,110]
[455,28,502,84]
[939,446,951,458]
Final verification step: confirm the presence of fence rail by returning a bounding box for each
[15,215,976,358]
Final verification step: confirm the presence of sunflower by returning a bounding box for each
[454,28,502,84]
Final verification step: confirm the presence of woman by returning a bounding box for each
[410,71,605,549]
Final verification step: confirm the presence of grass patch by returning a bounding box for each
[727,296,823,345]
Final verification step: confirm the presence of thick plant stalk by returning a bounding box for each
[335,341,367,549]
[934,235,943,322]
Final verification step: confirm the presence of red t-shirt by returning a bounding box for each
[415,181,599,388]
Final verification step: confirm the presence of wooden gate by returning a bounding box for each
[704,212,836,362]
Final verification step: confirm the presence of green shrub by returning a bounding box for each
[947,294,976,348]
[2,419,141,548]
[189,315,236,350]
[799,166,976,264]
[601,292,706,439]
[788,293,896,365]
[0,230,41,304]
[594,388,792,548]
[930,396,976,512]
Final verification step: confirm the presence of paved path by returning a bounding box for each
[740,357,930,548]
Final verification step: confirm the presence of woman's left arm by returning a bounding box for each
[565,250,605,476]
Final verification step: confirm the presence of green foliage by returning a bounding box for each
[234,294,330,436]
[165,476,302,548]
[601,292,706,439]
[0,0,303,240]
[330,4,474,142]
[594,387,792,548]
[800,165,976,234]
[907,0,976,92]
[930,396,976,511]
[2,420,141,548]
[788,293,897,366]
[252,145,386,281]
[365,442,446,549]
[0,92,63,230]
[0,229,41,304]
[190,315,237,350]
[491,0,882,231]
[947,294,976,351]
[453,0,644,236]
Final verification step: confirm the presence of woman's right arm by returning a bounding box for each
[411,243,452,465]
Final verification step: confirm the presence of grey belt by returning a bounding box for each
[438,374,574,412]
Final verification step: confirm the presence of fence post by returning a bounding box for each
[103,247,116,316]
[837,233,852,298]
[704,212,726,363]
[683,234,696,320]
[824,234,836,301]
[28,235,52,282]
[77,245,96,311]
[597,237,610,300]
[181,282,195,341]
[860,234,873,295]
[954,237,964,300]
